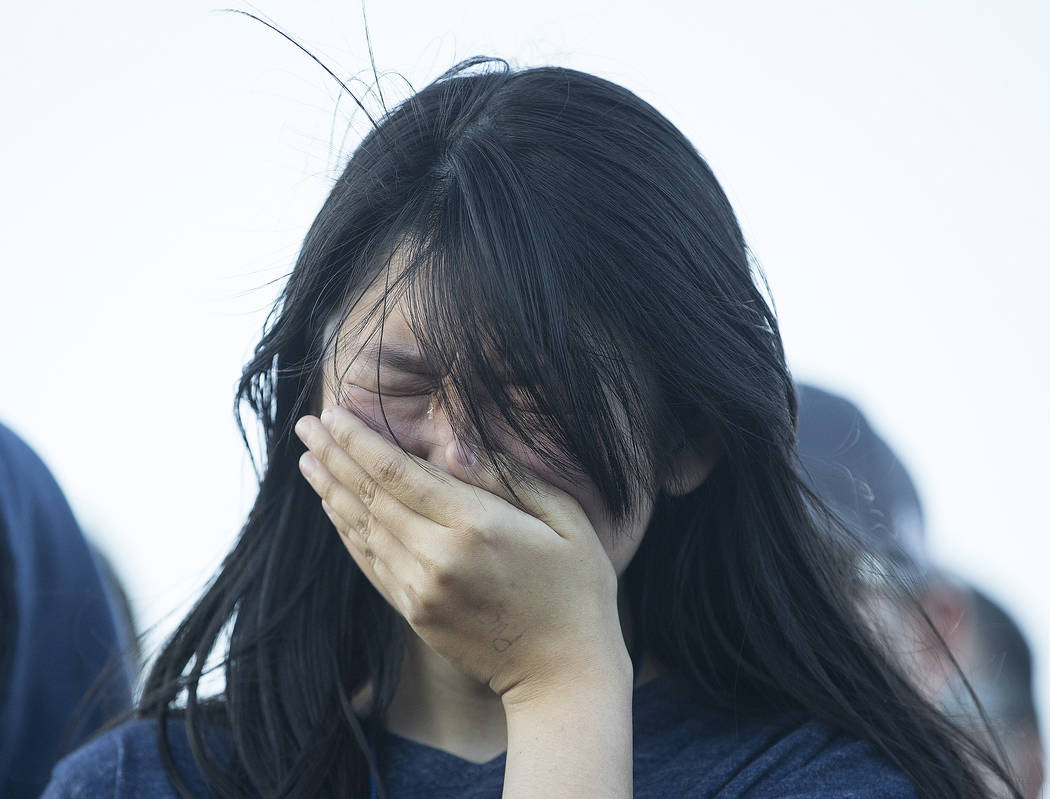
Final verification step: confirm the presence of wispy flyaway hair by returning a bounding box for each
[139,54,1019,798]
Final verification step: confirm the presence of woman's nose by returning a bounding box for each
[419,393,463,473]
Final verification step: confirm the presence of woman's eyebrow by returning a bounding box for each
[353,340,516,383]
[355,341,436,377]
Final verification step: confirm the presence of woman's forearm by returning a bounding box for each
[501,656,634,799]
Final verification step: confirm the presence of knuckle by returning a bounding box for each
[404,585,434,626]
[417,552,439,577]
[363,547,378,569]
[460,513,495,546]
[414,485,437,514]
[419,549,448,577]
[416,569,451,607]
[350,509,374,543]
[355,473,380,508]
[375,457,406,492]
[422,559,455,591]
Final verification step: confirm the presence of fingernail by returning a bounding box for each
[295,417,315,440]
[456,442,477,467]
[320,408,334,428]
[300,452,317,477]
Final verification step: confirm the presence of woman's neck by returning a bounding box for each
[383,624,510,763]
[365,583,660,764]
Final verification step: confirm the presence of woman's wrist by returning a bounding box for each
[499,645,634,713]
[500,651,634,799]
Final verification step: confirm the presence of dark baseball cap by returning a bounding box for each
[795,383,927,574]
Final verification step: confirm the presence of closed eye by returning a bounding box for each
[339,383,433,402]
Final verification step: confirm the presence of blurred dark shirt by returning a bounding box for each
[0,422,134,798]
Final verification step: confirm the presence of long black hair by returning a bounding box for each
[139,55,1020,798]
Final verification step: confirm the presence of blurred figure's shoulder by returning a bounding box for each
[42,717,227,799]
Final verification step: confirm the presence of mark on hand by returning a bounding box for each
[487,602,524,653]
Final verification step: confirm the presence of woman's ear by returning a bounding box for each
[661,440,719,496]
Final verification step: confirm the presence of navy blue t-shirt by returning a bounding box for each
[43,675,917,797]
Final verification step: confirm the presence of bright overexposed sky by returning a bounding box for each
[2,0,1047,758]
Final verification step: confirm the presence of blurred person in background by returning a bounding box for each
[0,422,136,798]
[900,577,1044,799]
[796,383,1044,798]
[964,588,1044,798]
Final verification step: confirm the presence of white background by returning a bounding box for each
[2,0,1047,766]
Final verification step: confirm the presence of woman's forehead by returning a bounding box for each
[326,278,422,355]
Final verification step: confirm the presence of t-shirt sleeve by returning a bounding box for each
[743,736,918,798]
[696,725,918,799]
[40,733,119,799]
[645,714,918,798]
[39,719,209,799]
[633,681,920,799]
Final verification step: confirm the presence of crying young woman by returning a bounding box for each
[44,58,1020,799]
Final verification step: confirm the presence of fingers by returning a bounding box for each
[297,442,417,605]
[303,404,589,545]
[321,495,408,613]
[296,414,441,551]
[317,405,475,528]
[442,439,591,542]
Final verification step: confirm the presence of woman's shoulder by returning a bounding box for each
[635,676,918,798]
[42,717,225,799]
